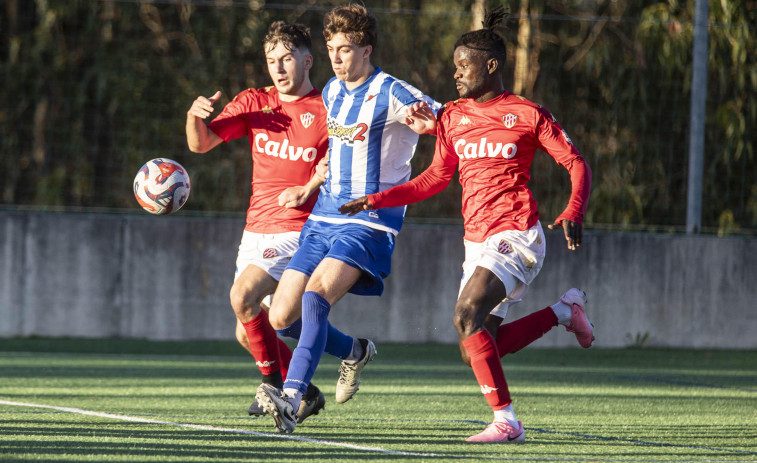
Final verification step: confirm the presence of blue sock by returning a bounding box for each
[276,319,302,340]
[284,291,331,394]
[325,323,354,360]
[276,317,353,360]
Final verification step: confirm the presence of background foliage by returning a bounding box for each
[1,0,755,234]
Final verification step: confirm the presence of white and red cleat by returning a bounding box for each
[561,288,594,348]
[466,420,526,443]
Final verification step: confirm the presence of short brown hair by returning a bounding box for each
[264,21,312,54]
[323,4,377,49]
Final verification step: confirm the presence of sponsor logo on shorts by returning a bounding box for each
[300,112,315,128]
[263,248,278,259]
[256,360,277,367]
[502,113,518,128]
[497,239,513,254]
[480,384,499,394]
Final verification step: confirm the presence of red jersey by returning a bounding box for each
[208,87,328,233]
[369,91,591,242]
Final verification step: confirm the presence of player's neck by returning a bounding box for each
[473,85,506,104]
[279,80,315,102]
[343,64,375,91]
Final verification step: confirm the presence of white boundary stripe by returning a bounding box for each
[0,399,444,458]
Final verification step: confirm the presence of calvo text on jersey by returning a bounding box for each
[454,138,518,159]
[254,133,318,162]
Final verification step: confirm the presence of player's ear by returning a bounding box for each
[487,57,499,75]
[362,45,373,60]
[304,53,313,71]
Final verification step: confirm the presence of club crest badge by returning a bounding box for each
[502,113,518,129]
[300,112,315,128]
[263,248,278,259]
[497,239,513,254]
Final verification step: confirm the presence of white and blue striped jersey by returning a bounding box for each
[309,67,441,235]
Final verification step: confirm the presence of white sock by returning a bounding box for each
[551,300,573,326]
[493,404,519,428]
[344,338,363,364]
[282,388,302,414]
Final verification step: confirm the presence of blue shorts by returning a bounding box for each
[287,219,395,296]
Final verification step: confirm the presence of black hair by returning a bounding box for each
[453,6,508,64]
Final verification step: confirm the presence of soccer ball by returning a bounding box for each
[133,158,191,215]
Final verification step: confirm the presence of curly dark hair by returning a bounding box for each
[323,3,378,49]
[264,21,312,53]
[454,6,508,64]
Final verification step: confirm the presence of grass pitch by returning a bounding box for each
[0,338,755,462]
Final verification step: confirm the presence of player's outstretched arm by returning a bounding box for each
[278,156,328,208]
[547,219,582,251]
[339,196,373,216]
[186,90,223,153]
[404,102,437,135]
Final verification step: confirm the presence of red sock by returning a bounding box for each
[277,337,292,379]
[496,307,558,357]
[242,310,281,376]
[462,330,511,410]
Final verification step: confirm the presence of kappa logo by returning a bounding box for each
[263,248,278,259]
[256,360,277,368]
[502,113,518,129]
[459,115,472,126]
[497,239,513,254]
[300,112,315,128]
[261,106,274,114]
[480,384,499,394]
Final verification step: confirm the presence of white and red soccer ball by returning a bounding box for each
[133,158,191,215]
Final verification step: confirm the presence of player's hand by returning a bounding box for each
[339,196,373,216]
[404,102,437,135]
[187,91,222,119]
[314,154,329,183]
[278,186,310,208]
[548,219,582,251]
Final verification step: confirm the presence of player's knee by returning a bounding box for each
[267,304,290,331]
[453,298,487,337]
[229,285,262,319]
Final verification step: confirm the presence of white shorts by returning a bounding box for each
[459,222,546,319]
[234,230,301,307]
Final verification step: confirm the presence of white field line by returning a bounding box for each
[0,399,446,458]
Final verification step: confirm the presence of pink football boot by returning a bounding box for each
[466,420,525,443]
[561,288,594,348]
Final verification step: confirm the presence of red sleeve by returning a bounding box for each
[535,108,591,225]
[207,91,253,143]
[368,121,459,209]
